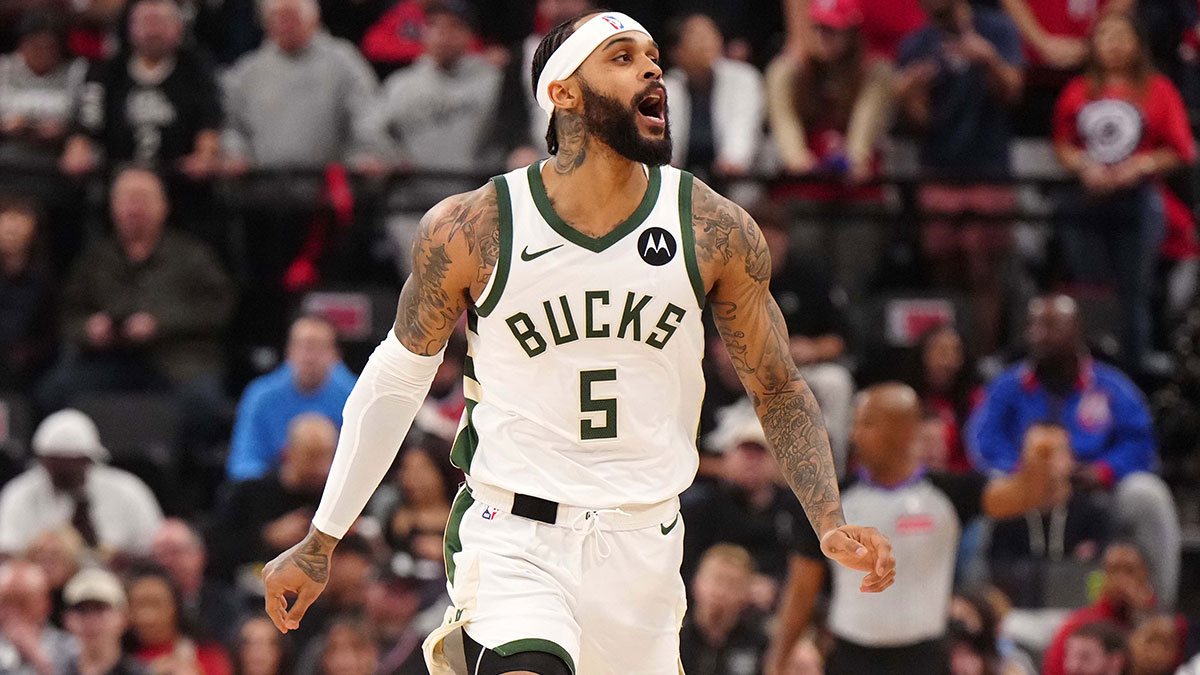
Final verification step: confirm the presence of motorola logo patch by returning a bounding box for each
[637,227,676,266]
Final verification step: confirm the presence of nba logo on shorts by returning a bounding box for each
[602,15,624,29]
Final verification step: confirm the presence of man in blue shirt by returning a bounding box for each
[225,315,356,481]
[967,295,1180,607]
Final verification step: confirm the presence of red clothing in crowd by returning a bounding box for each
[135,641,233,675]
[360,0,484,67]
[859,0,926,60]
[1024,0,1116,65]
[1042,596,1131,675]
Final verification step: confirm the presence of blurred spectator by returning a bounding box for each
[766,0,890,182]
[1126,613,1184,675]
[315,618,378,675]
[896,0,1024,355]
[0,12,85,165]
[1042,543,1156,675]
[988,423,1112,608]
[664,13,763,181]
[909,324,981,474]
[764,0,890,301]
[296,561,427,675]
[781,637,825,675]
[768,383,1065,675]
[494,0,596,169]
[948,589,1036,675]
[221,0,378,172]
[209,414,336,580]
[1052,11,1195,369]
[36,167,235,426]
[25,526,87,627]
[361,0,503,252]
[1062,620,1128,675]
[360,0,489,76]
[125,564,232,675]
[0,196,55,390]
[678,543,769,675]
[60,0,222,179]
[1000,0,1129,70]
[966,294,1181,607]
[232,616,288,675]
[783,0,926,62]
[61,567,148,675]
[753,200,854,474]
[0,559,76,675]
[226,315,355,482]
[381,444,457,562]
[0,409,163,557]
[150,520,238,647]
[681,402,808,598]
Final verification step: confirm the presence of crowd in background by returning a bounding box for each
[3,0,1200,672]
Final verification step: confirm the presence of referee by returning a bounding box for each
[766,383,1068,674]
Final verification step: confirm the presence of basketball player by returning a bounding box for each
[261,10,896,675]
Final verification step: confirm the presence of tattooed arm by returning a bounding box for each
[261,184,500,634]
[692,180,894,591]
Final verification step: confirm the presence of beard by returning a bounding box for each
[577,79,672,167]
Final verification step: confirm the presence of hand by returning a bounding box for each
[123,312,158,343]
[1081,162,1117,195]
[262,526,337,633]
[1109,156,1154,189]
[222,156,252,177]
[85,312,115,348]
[178,152,218,181]
[60,137,97,177]
[1,115,26,135]
[820,524,896,592]
[34,119,65,142]
[263,509,315,551]
[1037,35,1088,69]
[896,60,939,97]
[790,336,819,365]
[958,31,999,65]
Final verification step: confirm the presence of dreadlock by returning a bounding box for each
[530,10,607,155]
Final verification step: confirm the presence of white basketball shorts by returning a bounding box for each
[422,479,687,675]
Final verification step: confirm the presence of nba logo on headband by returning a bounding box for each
[601,15,624,30]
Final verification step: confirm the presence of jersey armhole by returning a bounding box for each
[676,171,707,309]
[474,175,514,318]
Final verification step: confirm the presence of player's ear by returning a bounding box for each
[548,78,581,113]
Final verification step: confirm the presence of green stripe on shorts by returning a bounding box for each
[443,487,475,584]
[494,638,576,675]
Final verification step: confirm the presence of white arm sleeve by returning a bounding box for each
[312,327,444,538]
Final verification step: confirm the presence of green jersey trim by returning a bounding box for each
[526,162,662,253]
[676,171,706,309]
[475,176,514,318]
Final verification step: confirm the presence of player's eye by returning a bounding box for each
[613,53,631,62]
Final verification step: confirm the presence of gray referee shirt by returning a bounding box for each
[795,469,987,647]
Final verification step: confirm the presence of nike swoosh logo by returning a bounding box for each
[660,514,679,535]
[520,244,563,262]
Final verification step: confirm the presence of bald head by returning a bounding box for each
[0,560,51,625]
[281,414,337,493]
[152,519,206,594]
[852,383,921,477]
[1027,294,1081,362]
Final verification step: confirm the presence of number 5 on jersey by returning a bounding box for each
[580,369,617,440]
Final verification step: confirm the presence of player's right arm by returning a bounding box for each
[261,183,500,634]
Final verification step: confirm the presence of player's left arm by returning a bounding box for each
[693,180,894,592]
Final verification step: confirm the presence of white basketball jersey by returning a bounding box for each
[451,161,707,508]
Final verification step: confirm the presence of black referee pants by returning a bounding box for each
[825,636,951,675]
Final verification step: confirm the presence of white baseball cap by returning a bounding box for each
[32,409,109,461]
[705,401,768,454]
[64,568,126,608]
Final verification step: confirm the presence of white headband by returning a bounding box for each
[535,12,652,118]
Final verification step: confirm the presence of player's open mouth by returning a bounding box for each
[636,91,666,127]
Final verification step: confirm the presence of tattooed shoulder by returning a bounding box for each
[395,183,499,355]
[689,179,771,286]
